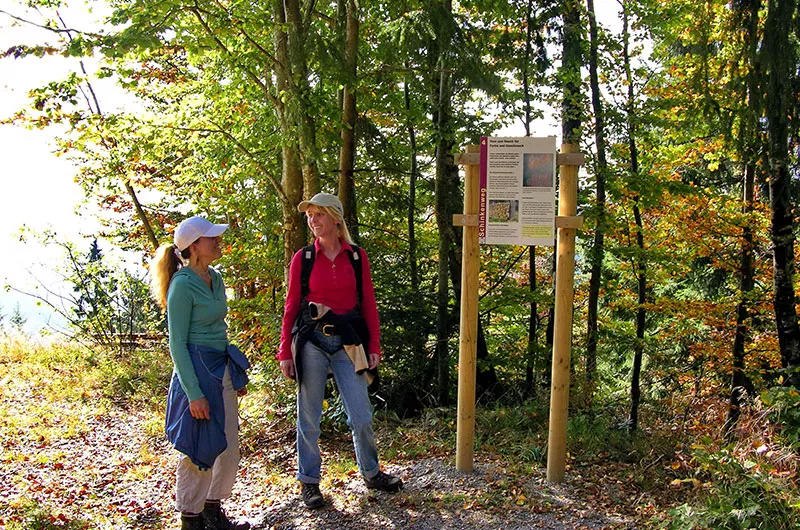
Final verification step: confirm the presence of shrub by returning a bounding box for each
[667,441,800,530]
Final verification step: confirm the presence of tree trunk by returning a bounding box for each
[404,60,427,365]
[522,0,538,396]
[726,164,757,434]
[541,0,582,399]
[405,63,420,291]
[123,180,159,252]
[433,0,456,406]
[283,0,320,198]
[542,251,556,389]
[476,319,499,399]
[623,2,646,431]
[584,0,608,406]
[434,81,453,405]
[338,0,359,241]
[764,0,800,387]
[526,246,538,394]
[726,0,760,437]
[279,146,306,275]
[273,0,308,274]
[629,205,645,431]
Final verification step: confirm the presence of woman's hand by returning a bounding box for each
[368,353,380,370]
[280,359,295,379]
[236,386,248,397]
[189,397,211,420]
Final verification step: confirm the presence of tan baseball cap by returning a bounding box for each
[297,193,344,218]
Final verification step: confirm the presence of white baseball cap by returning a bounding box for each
[174,216,228,251]
[297,193,344,218]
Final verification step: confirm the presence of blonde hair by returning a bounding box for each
[150,243,191,311]
[306,204,353,244]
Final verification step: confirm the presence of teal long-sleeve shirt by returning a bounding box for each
[167,266,228,402]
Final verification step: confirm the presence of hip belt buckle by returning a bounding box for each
[321,324,335,337]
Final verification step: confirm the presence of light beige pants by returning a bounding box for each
[175,365,240,514]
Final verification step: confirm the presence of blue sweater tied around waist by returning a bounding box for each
[165,343,250,470]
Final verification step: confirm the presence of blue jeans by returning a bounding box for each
[296,331,379,483]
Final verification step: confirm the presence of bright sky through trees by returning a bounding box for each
[0,1,117,335]
[0,0,623,335]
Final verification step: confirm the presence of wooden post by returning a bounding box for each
[455,144,481,472]
[547,142,580,482]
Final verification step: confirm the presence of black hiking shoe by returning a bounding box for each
[364,471,403,492]
[201,500,250,530]
[181,513,206,530]
[301,482,326,509]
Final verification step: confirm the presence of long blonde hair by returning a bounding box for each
[150,244,191,311]
[307,204,353,244]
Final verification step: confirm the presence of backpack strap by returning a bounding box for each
[347,245,363,307]
[300,244,316,300]
[300,242,363,306]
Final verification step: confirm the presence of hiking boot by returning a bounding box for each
[301,482,326,509]
[364,471,403,492]
[181,513,206,530]
[201,501,250,530]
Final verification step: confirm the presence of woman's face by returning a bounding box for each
[191,235,223,263]
[306,207,338,240]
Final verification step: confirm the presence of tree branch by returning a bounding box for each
[479,248,528,301]
[163,121,288,204]
[188,4,279,108]
[0,9,101,37]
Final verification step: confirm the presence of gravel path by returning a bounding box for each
[1,372,640,530]
[243,457,636,530]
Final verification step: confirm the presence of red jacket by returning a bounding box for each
[278,239,381,361]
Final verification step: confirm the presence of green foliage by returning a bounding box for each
[320,389,351,434]
[10,303,27,333]
[50,236,164,348]
[761,386,800,451]
[1,0,796,453]
[475,403,548,465]
[0,335,168,412]
[668,444,800,530]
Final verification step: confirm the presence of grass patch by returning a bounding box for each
[474,404,549,468]
[4,338,798,529]
[375,407,457,461]
[0,337,170,410]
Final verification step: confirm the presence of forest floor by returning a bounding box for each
[0,342,686,529]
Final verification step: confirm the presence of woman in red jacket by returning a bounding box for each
[278,193,402,509]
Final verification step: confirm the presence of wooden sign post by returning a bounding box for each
[454,145,481,472]
[454,142,583,479]
[547,142,583,482]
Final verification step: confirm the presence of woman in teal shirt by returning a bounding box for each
[151,216,250,530]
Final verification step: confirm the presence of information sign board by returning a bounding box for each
[479,136,557,246]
